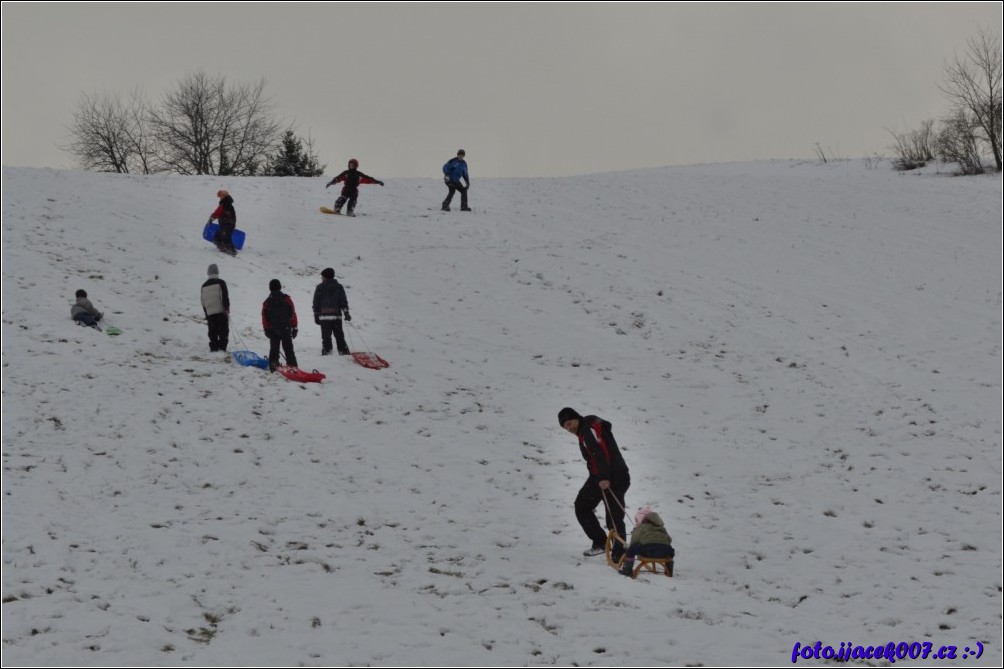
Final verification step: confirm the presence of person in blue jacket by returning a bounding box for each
[442,149,471,212]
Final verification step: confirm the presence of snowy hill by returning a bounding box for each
[2,160,1001,666]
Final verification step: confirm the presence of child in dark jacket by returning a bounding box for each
[70,289,103,330]
[262,279,299,371]
[312,267,351,355]
[209,190,237,255]
[618,507,674,576]
[325,158,383,216]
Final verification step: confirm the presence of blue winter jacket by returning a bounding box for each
[443,157,469,184]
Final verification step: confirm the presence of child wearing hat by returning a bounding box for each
[262,279,299,371]
[312,267,351,355]
[209,190,237,255]
[618,506,675,576]
[325,159,384,217]
[200,263,230,352]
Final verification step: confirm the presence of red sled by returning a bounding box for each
[276,366,326,383]
[351,351,390,370]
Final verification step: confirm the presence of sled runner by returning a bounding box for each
[606,528,626,569]
[628,556,674,579]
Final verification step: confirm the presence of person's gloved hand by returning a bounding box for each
[343,311,351,322]
[376,180,384,186]
[291,327,298,339]
[314,314,321,325]
[264,329,273,339]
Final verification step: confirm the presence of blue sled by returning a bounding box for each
[203,221,246,250]
[231,350,269,369]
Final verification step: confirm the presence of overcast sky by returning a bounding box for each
[2,3,999,178]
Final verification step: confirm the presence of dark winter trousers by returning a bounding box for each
[206,313,229,351]
[443,181,468,209]
[73,312,99,328]
[216,222,236,252]
[268,332,298,368]
[335,187,359,214]
[575,471,631,548]
[319,319,348,354]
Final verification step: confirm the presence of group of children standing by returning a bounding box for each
[198,265,352,372]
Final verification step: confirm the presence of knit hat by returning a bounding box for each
[269,279,281,292]
[457,149,466,157]
[75,289,87,298]
[207,263,219,277]
[321,267,335,279]
[558,407,582,426]
[634,506,653,526]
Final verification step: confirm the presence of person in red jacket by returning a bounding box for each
[325,158,384,216]
[209,190,237,255]
[262,279,298,371]
[559,407,632,561]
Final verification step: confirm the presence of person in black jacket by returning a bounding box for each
[209,190,237,255]
[200,263,230,352]
[312,267,351,355]
[558,407,631,560]
[262,279,299,371]
[325,158,384,216]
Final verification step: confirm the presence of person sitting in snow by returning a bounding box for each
[262,279,298,371]
[208,189,237,255]
[70,289,103,330]
[618,506,675,577]
[325,158,383,216]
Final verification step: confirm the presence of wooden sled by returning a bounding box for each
[629,557,674,579]
[606,528,674,578]
[606,528,627,569]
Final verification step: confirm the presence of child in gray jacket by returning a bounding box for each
[71,289,103,330]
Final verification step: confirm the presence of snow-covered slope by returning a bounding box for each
[2,160,1001,666]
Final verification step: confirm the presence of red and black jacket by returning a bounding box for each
[575,415,629,480]
[327,169,380,194]
[262,291,298,334]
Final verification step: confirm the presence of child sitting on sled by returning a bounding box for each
[618,506,674,576]
[70,289,104,330]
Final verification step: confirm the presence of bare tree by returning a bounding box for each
[66,91,146,173]
[886,119,936,171]
[147,70,283,176]
[939,27,1002,172]
[121,88,160,174]
[936,109,986,175]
